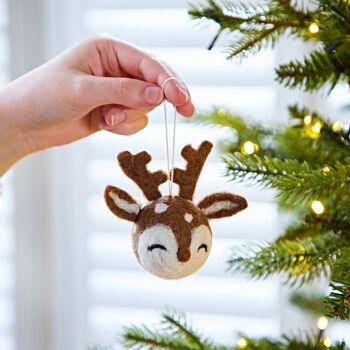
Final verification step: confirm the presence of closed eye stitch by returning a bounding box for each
[197,243,208,252]
[148,244,167,251]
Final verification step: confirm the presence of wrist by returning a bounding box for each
[0,87,30,176]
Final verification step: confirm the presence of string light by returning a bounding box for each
[317,316,329,330]
[308,22,320,34]
[332,120,344,132]
[307,120,323,139]
[311,200,325,215]
[303,115,312,125]
[322,337,332,348]
[322,166,330,174]
[312,121,322,134]
[218,108,226,116]
[241,141,259,155]
[237,337,248,348]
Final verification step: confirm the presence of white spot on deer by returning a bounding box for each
[201,201,238,216]
[154,202,168,214]
[109,192,140,215]
[184,213,193,223]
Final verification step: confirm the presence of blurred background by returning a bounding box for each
[1,1,350,350]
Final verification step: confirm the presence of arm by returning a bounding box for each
[0,36,195,176]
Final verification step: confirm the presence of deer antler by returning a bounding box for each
[173,141,213,200]
[117,151,167,201]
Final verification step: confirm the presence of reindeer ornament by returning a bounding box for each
[104,141,247,279]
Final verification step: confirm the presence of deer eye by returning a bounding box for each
[197,243,208,252]
[148,244,167,251]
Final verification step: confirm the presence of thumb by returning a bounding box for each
[83,76,163,108]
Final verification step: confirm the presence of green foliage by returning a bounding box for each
[187,5,350,320]
[275,49,344,91]
[123,311,218,350]
[191,108,279,157]
[189,0,308,59]
[227,233,345,286]
[121,311,348,350]
[189,0,350,91]
[225,152,350,207]
[195,106,350,317]
[290,292,326,316]
[325,281,350,320]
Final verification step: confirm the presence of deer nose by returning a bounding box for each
[177,248,191,262]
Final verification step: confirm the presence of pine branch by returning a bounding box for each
[191,108,248,132]
[325,281,350,320]
[225,152,312,185]
[227,233,345,286]
[191,108,283,158]
[123,325,198,350]
[121,311,349,350]
[226,26,285,59]
[161,312,211,349]
[277,214,350,242]
[290,292,326,316]
[276,50,344,91]
[225,153,350,206]
[190,0,350,92]
[194,105,350,166]
[189,0,308,59]
[123,312,220,350]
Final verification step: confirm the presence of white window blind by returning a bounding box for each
[0,1,15,350]
[79,1,284,347]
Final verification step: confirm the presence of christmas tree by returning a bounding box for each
[93,0,350,348]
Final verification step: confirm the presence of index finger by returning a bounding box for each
[111,39,195,115]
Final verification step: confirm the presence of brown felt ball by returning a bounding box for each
[104,141,248,279]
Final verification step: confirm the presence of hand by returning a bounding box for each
[0,36,195,175]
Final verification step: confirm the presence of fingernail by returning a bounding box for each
[110,111,126,125]
[144,86,163,104]
[175,82,189,102]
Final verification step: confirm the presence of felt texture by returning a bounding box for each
[173,141,213,200]
[133,196,210,263]
[104,140,248,279]
[197,192,248,219]
[137,223,212,279]
[118,150,168,201]
[105,185,140,222]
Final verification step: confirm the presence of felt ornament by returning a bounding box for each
[104,140,248,280]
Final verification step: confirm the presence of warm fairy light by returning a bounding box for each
[317,316,329,330]
[322,336,332,348]
[237,337,248,348]
[322,166,330,174]
[311,200,325,215]
[307,120,323,139]
[241,141,258,155]
[312,121,322,134]
[303,115,312,125]
[308,22,319,34]
[218,108,226,116]
[332,120,344,132]
[242,141,255,154]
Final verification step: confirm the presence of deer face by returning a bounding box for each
[104,141,247,279]
[134,196,211,279]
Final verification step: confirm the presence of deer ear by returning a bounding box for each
[197,192,247,219]
[104,185,140,222]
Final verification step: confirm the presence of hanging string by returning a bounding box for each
[161,77,178,197]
